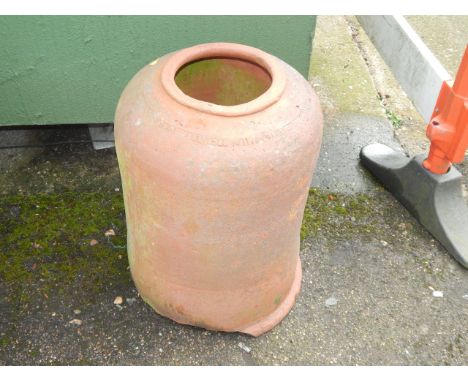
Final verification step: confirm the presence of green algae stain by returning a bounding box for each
[0,336,11,349]
[274,295,282,306]
[175,57,271,106]
[0,191,131,310]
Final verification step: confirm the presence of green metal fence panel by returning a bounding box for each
[0,16,316,126]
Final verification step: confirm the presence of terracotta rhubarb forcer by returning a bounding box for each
[114,42,323,336]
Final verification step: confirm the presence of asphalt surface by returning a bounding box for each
[1,16,467,365]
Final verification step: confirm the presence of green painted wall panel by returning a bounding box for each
[0,16,316,126]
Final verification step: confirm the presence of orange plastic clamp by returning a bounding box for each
[423,44,468,174]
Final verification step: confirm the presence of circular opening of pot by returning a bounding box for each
[174,57,273,107]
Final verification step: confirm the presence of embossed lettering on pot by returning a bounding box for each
[174,57,272,106]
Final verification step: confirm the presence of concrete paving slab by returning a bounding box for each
[406,16,468,78]
[309,16,384,117]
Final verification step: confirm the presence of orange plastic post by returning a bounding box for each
[423,44,468,174]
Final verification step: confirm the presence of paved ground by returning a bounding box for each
[406,16,468,78]
[0,16,467,365]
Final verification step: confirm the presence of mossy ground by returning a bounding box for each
[0,191,131,313]
[0,187,380,313]
[0,185,412,359]
[301,187,378,243]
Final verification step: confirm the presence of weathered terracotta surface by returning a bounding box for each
[114,42,323,336]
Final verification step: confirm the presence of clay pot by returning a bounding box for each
[114,42,322,336]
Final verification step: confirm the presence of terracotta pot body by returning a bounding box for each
[114,43,322,336]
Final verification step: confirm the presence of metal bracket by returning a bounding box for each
[360,143,468,268]
[88,124,115,150]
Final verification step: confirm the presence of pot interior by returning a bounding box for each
[174,57,272,106]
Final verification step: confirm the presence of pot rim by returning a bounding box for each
[160,42,286,117]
